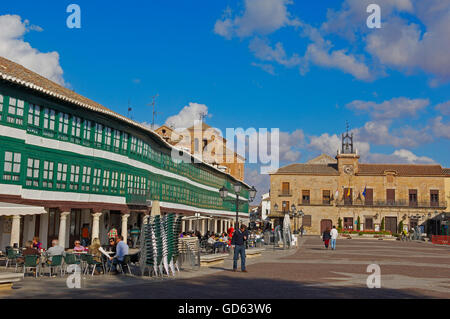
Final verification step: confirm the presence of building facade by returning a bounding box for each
[269,131,448,235]
[0,57,250,249]
[155,123,245,181]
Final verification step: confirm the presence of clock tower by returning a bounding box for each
[336,123,359,175]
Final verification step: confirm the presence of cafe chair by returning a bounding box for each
[47,255,64,277]
[5,247,20,272]
[118,255,132,275]
[84,254,104,276]
[22,255,40,278]
[63,253,80,275]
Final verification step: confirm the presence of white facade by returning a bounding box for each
[261,193,270,221]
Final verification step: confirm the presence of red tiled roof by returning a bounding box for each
[358,164,444,176]
[443,168,450,176]
[272,164,339,175]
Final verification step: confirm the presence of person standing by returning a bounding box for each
[81,224,90,247]
[231,224,249,272]
[323,227,331,249]
[330,226,338,250]
[107,226,118,242]
[300,225,304,238]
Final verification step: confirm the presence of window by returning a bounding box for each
[364,188,373,206]
[92,168,102,192]
[43,108,56,130]
[121,133,128,152]
[81,166,91,191]
[303,215,312,227]
[130,136,137,153]
[0,94,3,120]
[71,116,82,139]
[69,165,80,190]
[119,172,126,194]
[94,123,103,146]
[104,127,112,148]
[58,113,70,136]
[137,139,143,154]
[365,218,374,230]
[26,158,40,187]
[7,97,24,125]
[344,217,354,230]
[113,130,121,150]
[56,163,68,189]
[281,182,290,195]
[386,189,395,205]
[430,190,439,207]
[323,190,331,205]
[28,104,40,127]
[3,152,21,181]
[83,120,92,141]
[302,190,310,205]
[409,189,418,207]
[111,171,119,193]
[43,161,54,188]
[103,170,110,191]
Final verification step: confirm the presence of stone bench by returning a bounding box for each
[200,253,229,267]
[0,273,23,290]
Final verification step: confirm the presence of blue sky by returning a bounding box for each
[1,0,449,198]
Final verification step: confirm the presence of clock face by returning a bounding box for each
[344,165,354,175]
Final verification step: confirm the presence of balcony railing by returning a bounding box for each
[126,192,152,205]
[297,200,333,206]
[336,200,447,209]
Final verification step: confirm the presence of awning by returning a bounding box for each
[182,216,214,221]
[0,202,47,216]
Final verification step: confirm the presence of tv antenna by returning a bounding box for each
[147,94,159,129]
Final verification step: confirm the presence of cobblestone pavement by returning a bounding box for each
[2,237,449,299]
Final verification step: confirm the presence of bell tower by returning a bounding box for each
[336,122,359,175]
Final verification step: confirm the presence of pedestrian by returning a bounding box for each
[232,224,249,272]
[81,224,90,247]
[330,226,338,250]
[300,225,304,238]
[322,227,331,249]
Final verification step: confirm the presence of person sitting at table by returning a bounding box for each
[89,238,110,274]
[46,239,65,261]
[17,241,41,264]
[108,238,117,253]
[73,240,85,252]
[107,235,129,274]
[32,236,42,252]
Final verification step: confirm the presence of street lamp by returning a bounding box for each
[219,183,257,230]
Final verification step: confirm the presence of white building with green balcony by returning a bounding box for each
[0,56,251,249]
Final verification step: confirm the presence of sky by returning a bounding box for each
[0,0,449,202]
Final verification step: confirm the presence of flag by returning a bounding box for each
[335,190,339,199]
[346,188,351,197]
[362,186,367,198]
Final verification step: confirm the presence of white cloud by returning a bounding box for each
[249,37,301,68]
[346,97,430,120]
[435,101,450,116]
[244,166,270,204]
[431,116,450,139]
[366,149,435,164]
[165,102,210,129]
[214,0,298,39]
[300,24,372,81]
[0,14,66,86]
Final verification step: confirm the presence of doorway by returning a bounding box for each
[385,217,398,234]
[69,209,82,248]
[344,217,354,230]
[47,208,60,246]
[320,219,332,233]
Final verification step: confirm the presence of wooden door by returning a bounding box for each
[364,189,373,206]
[47,208,60,246]
[385,217,397,234]
[320,219,332,233]
[386,189,395,205]
[365,218,374,230]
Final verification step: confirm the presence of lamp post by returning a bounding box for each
[219,184,257,230]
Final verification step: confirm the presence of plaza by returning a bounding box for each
[2,237,449,299]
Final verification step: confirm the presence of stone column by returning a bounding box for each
[202,219,206,234]
[121,213,130,242]
[91,212,102,244]
[10,215,21,247]
[214,218,218,234]
[58,212,70,249]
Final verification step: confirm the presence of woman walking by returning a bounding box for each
[323,227,331,249]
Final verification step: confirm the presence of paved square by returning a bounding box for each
[2,237,449,299]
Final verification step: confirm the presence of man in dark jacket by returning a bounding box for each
[231,224,249,272]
